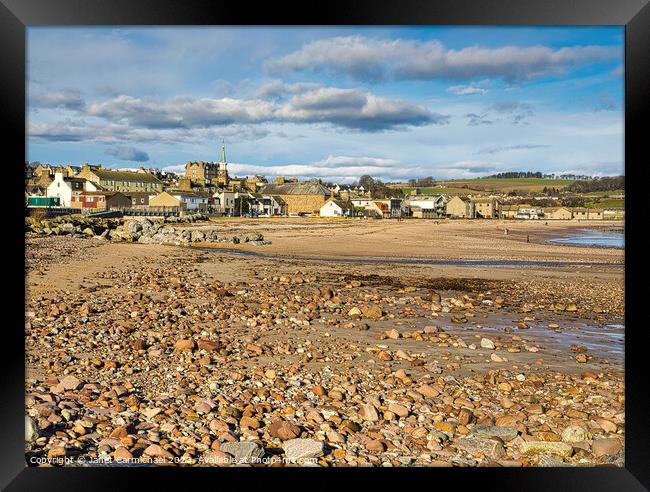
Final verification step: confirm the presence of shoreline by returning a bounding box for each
[193,245,624,268]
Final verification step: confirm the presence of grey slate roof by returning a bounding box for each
[260,181,332,196]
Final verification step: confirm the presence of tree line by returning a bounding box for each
[566,176,624,193]
[354,175,404,199]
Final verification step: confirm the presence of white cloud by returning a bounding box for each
[254,80,322,100]
[30,89,85,110]
[47,87,448,134]
[277,87,448,130]
[267,36,620,82]
[314,155,399,168]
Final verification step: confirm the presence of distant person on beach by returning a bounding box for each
[504,228,509,236]
[527,234,530,243]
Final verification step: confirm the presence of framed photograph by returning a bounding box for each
[2,0,648,489]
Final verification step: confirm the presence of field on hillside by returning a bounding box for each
[395,178,578,194]
[399,186,480,195]
[585,198,625,209]
[583,190,625,197]
[438,178,577,193]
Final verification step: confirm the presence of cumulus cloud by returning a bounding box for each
[29,121,271,145]
[277,87,447,131]
[29,121,95,142]
[30,89,85,110]
[82,88,446,133]
[88,95,276,128]
[267,36,620,82]
[475,143,551,155]
[104,146,150,162]
[254,80,322,100]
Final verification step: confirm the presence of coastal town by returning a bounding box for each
[25,144,625,222]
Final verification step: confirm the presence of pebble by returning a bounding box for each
[269,419,301,440]
[592,438,622,457]
[220,441,265,464]
[471,424,519,442]
[561,426,589,443]
[521,441,574,459]
[283,438,325,462]
[25,416,39,442]
[454,436,506,460]
[480,338,496,350]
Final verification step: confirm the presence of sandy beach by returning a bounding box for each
[194,218,624,263]
[25,218,625,467]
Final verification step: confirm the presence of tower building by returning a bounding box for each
[184,141,230,187]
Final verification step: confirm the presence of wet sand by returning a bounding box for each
[195,218,625,264]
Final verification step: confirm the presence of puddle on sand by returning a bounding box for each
[444,321,624,361]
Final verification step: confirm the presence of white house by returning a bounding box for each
[515,207,544,220]
[173,191,208,210]
[46,172,96,207]
[214,191,237,214]
[351,198,373,208]
[214,190,256,215]
[319,198,353,217]
[252,195,286,216]
[406,195,446,214]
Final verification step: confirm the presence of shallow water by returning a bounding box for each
[549,228,624,249]
[198,247,621,269]
[445,321,624,361]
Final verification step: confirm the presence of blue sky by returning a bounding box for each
[27,26,624,182]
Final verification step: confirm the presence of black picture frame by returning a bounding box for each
[2,0,648,489]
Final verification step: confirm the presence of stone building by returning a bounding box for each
[244,175,268,193]
[184,143,229,186]
[544,207,572,220]
[472,197,499,218]
[499,205,518,219]
[259,181,332,215]
[571,207,604,220]
[150,190,209,211]
[446,196,475,218]
[76,165,163,194]
[406,195,446,218]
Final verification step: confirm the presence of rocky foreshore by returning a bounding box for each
[25,214,270,246]
[25,238,624,467]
